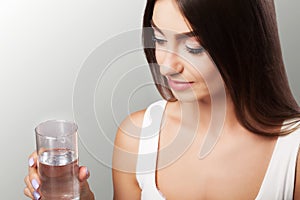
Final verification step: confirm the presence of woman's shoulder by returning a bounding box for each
[112,108,146,175]
[114,99,168,151]
[114,100,165,147]
[113,100,167,173]
[112,109,149,199]
[114,109,147,153]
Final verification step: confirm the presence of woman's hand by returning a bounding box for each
[24,151,95,200]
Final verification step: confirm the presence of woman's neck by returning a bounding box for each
[172,94,239,133]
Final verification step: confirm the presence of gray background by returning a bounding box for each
[0,0,298,199]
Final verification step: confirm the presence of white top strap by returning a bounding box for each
[136,100,167,200]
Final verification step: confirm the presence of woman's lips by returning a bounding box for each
[168,79,194,91]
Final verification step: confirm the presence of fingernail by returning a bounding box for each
[33,191,40,200]
[28,157,34,167]
[86,167,90,177]
[31,179,39,190]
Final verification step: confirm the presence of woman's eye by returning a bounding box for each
[152,36,167,45]
[185,45,205,55]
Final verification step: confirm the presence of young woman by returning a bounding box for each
[25,0,300,199]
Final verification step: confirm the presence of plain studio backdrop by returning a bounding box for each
[0,0,299,199]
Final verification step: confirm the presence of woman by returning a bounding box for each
[25,0,300,199]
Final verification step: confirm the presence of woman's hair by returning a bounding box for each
[142,0,300,136]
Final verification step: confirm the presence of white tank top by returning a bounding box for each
[136,100,300,200]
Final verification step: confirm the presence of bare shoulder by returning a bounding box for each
[114,109,146,153]
[112,109,146,200]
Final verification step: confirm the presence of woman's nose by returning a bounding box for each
[158,50,184,76]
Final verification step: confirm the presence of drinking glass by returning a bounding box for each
[35,120,80,200]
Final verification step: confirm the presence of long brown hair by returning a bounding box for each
[142,0,300,136]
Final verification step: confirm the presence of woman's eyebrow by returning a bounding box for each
[150,20,196,41]
[150,20,165,36]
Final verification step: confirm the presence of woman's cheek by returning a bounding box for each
[155,48,166,65]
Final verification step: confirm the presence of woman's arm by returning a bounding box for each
[112,110,146,200]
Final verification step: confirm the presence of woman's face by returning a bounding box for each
[152,0,224,102]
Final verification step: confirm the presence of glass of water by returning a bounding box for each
[35,120,80,200]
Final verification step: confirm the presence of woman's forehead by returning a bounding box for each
[152,0,192,34]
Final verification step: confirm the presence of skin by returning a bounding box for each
[113,0,300,199]
[25,0,300,199]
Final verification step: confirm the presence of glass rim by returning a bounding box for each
[35,119,78,139]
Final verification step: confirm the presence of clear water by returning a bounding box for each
[38,149,79,200]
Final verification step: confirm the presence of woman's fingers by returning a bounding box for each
[25,151,92,200]
[78,166,95,199]
[28,151,38,169]
[80,180,95,200]
[25,151,41,199]
[24,175,34,194]
[78,166,90,182]
[28,152,41,188]
[24,187,34,199]
[24,176,34,199]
